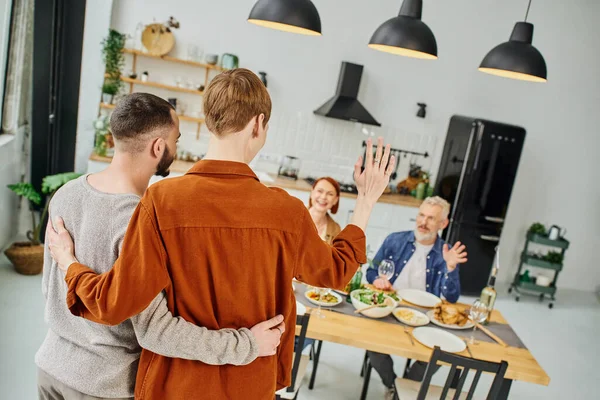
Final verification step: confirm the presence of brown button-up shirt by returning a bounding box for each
[65,160,366,399]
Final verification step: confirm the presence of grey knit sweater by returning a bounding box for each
[35,175,258,398]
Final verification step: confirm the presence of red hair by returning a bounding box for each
[308,177,341,214]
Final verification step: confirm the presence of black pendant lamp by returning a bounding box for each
[368,0,437,60]
[248,0,321,36]
[479,0,547,82]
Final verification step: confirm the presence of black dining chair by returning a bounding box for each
[359,351,414,400]
[391,346,509,400]
[275,312,312,400]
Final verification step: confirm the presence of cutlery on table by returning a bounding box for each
[404,325,414,346]
[474,322,508,347]
[463,339,473,357]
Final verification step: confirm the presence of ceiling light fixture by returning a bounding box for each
[248,0,322,36]
[479,0,547,82]
[368,0,437,60]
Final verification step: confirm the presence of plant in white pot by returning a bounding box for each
[101,82,119,104]
[4,172,82,275]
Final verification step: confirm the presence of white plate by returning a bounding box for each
[426,310,474,330]
[304,290,343,307]
[397,289,441,308]
[296,301,307,316]
[412,326,466,353]
[393,307,430,327]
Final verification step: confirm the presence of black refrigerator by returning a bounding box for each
[434,115,526,295]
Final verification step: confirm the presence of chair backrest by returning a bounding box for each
[287,313,311,393]
[418,346,509,400]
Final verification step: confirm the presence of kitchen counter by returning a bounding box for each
[89,153,422,208]
[267,174,422,208]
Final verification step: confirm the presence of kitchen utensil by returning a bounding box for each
[350,289,396,318]
[474,322,508,347]
[426,310,474,330]
[277,155,301,180]
[390,150,401,180]
[468,300,489,344]
[205,54,218,65]
[221,53,239,69]
[397,289,441,308]
[393,307,430,327]
[547,225,566,240]
[354,297,395,314]
[404,325,415,345]
[463,338,473,357]
[412,327,467,353]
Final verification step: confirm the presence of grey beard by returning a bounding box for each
[414,229,437,243]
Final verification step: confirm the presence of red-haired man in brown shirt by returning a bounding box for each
[48,68,396,399]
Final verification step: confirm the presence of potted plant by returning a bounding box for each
[101,29,125,104]
[4,173,82,275]
[101,82,119,104]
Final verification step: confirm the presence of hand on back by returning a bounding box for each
[47,217,78,272]
[250,315,285,357]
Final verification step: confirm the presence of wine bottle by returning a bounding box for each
[480,248,499,324]
[346,268,363,303]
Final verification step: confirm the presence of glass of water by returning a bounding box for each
[469,299,489,345]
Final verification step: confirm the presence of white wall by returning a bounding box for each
[75,0,600,291]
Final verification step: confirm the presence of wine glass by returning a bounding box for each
[469,299,489,345]
[378,259,395,283]
[310,286,330,319]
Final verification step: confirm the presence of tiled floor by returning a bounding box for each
[1,257,598,399]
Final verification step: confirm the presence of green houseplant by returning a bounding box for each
[101,81,119,104]
[101,29,126,103]
[4,173,82,275]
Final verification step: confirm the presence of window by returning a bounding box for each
[0,0,14,130]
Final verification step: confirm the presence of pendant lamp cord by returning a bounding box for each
[524,0,532,21]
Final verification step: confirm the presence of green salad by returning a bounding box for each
[353,290,396,307]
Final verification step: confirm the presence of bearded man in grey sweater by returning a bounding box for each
[35,93,285,400]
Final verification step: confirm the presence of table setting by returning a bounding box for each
[294,281,526,354]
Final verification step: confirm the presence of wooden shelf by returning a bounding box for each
[99,102,205,124]
[119,76,204,95]
[123,48,225,71]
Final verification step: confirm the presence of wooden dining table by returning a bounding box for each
[300,301,549,399]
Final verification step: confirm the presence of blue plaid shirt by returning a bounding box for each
[366,231,461,303]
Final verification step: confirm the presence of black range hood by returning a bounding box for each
[314,62,381,127]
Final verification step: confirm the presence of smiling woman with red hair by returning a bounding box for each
[308,177,342,244]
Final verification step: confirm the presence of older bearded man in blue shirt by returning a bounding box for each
[366,196,468,400]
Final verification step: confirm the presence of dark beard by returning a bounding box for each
[155,145,176,177]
